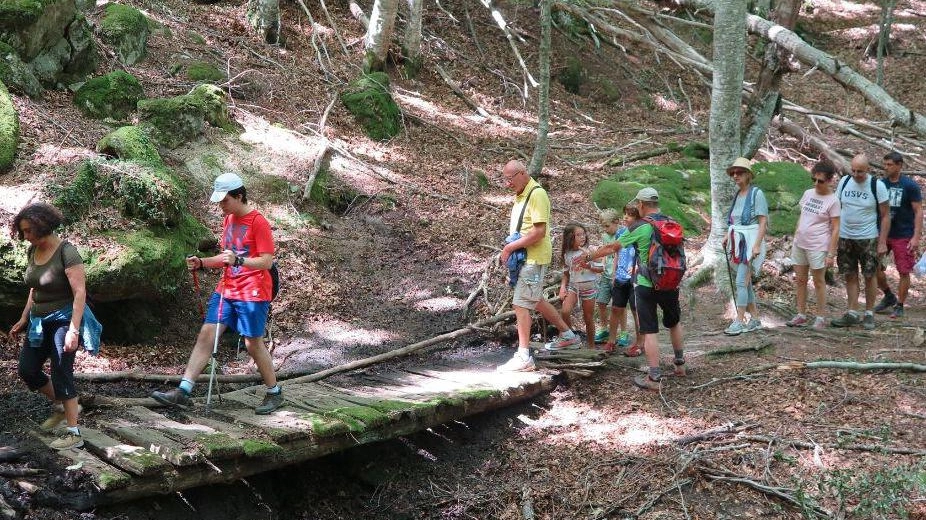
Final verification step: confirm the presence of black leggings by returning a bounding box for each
[18,318,78,401]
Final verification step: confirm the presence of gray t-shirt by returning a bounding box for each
[25,241,83,316]
[729,187,769,225]
[838,175,889,240]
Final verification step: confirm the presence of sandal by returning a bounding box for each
[601,342,615,354]
[624,344,644,357]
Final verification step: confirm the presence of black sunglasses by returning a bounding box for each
[812,178,827,184]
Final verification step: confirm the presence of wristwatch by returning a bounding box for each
[233,255,245,267]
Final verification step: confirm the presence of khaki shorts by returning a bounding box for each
[513,263,547,310]
[791,243,828,271]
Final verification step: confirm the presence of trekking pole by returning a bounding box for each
[723,243,737,308]
[205,267,226,409]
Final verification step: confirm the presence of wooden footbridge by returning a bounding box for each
[30,353,573,507]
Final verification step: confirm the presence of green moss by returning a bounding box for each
[306,414,351,437]
[592,159,811,237]
[340,72,401,141]
[558,56,586,95]
[100,3,150,64]
[187,83,232,130]
[97,126,161,165]
[73,70,144,119]
[186,61,225,83]
[98,471,130,490]
[242,438,283,457]
[330,405,391,429]
[55,160,99,222]
[186,30,206,45]
[195,432,242,457]
[138,94,206,148]
[459,389,501,400]
[0,80,18,171]
[0,0,47,31]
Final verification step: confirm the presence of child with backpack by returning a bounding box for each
[553,222,603,350]
[602,203,644,355]
[593,209,621,344]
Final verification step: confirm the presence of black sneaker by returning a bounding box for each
[873,293,897,314]
[255,391,284,415]
[151,388,193,409]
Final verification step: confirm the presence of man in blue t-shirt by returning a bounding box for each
[873,151,922,319]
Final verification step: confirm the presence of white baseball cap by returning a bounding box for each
[634,187,659,202]
[210,172,244,202]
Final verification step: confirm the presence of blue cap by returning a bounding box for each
[210,172,244,202]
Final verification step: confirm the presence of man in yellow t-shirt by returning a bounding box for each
[497,160,578,372]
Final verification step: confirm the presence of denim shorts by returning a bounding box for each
[595,274,612,304]
[513,263,546,310]
[206,292,270,338]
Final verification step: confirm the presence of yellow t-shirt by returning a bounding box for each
[508,178,552,265]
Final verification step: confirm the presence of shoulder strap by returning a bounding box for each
[870,176,879,207]
[742,186,759,225]
[515,186,540,232]
[837,176,850,202]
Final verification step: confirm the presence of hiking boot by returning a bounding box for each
[873,293,897,314]
[255,391,284,415]
[594,329,609,343]
[50,431,83,450]
[617,331,631,347]
[745,318,762,332]
[862,313,876,330]
[544,331,579,351]
[40,404,83,432]
[724,320,746,336]
[151,388,193,409]
[831,311,860,328]
[786,314,809,327]
[632,373,661,391]
[890,304,904,320]
[812,317,826,330]
[496,354,536,372]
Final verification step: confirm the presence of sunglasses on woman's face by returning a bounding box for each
[813,178,827,184]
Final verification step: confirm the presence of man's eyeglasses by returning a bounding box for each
[851,169,866,174]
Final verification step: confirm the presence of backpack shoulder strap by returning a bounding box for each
[515,186,540,232]
[870,176,879,207]
[837,175,850,202]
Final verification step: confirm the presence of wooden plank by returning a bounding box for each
[191,415,285,458]
[108,416,203,467]
[360,369,470,394]
[122,407,244,460]
[80,428,174,477]
[29,432,131,491]
[206,405,315,443]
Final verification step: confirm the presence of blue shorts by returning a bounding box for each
[205,292,270,338]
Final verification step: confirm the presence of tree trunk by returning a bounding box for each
[402,0,424,77]
[742,0,799,157]
[528,0,552,176]
[247,0,281,44]
[364,0,399,73]
[672,0,926,138]
[701,0,746,283]
[875,0,896,86]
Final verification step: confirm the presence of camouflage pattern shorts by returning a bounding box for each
[837,238,879,278]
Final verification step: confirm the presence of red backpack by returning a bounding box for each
[640,215,687,291]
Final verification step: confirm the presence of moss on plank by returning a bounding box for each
[242,438,284,458]
[98,470,131,490]
[195,432,242,457]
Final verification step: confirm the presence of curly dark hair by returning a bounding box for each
[11,202,64,240]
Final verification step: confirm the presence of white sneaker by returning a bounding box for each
[745,318,762,332]
[496,354,536,372]
[544,331,580,351]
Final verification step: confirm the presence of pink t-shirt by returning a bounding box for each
[794,189,840,251]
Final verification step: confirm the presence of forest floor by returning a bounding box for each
[1,0,925,518]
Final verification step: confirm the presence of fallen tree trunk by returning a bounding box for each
[779,360,926,372]
[669,0,926,138]
[771,116,852,174]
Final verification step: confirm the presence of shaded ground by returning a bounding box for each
[1,0,926,518]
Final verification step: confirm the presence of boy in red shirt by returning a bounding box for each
[152,173,282,414]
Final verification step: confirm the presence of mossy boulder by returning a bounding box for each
[137,94,206,149]
[188,83,233,129]
[0,0,76,61]
[0,41,42,97]
[55,159,186,226]
[591,159,809,237]
[138,86,232,148]
[340,72,400,141]
[61,14,97,78]
[30,36,70,85]
[185,61,224,83]
[0,80,19,171]
[73,70,143,119]
[97,126,162,165]
[100,3,149,66]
